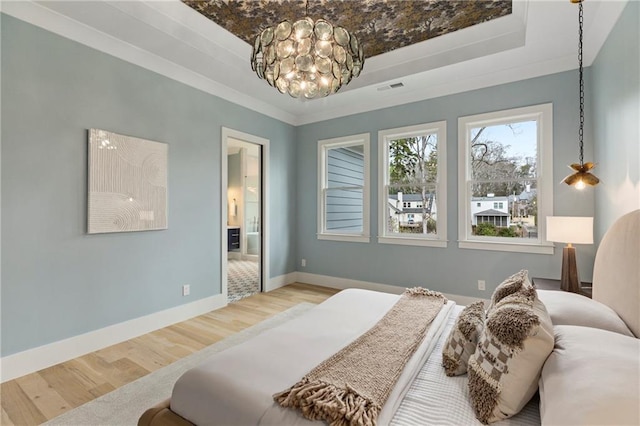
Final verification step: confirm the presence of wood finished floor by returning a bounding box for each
[0,283,339,426]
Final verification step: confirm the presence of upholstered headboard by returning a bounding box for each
[592,209,640,337]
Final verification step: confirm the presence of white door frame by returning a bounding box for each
[221,127,269,301]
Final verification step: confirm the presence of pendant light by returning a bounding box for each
[562,0,599,189]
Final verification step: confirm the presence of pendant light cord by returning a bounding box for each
[578,0,584,166]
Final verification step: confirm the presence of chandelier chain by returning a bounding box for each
[578,0,584,166]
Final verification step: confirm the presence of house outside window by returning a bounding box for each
[458,104,553,254]
[317,133,370,243]
[378,121,447,247]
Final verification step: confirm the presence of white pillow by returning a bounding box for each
[540,325,640,425]
[537,290,633,336]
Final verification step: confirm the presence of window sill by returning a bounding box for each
[317,233,370,243]
[378,236,447,248]
[458,240,554,254]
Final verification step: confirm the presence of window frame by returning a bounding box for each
[378,121,448,248]
[457,103,554,254]
[317,133,370,243]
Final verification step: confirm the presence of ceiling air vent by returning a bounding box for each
[377,82,404,91]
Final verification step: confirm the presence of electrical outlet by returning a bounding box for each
[478,280,486,291]
[182,284,190,296]
[301,258,307,267]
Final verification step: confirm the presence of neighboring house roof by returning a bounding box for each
[508,189,538,203]
[388,193,434,201]
[388,202,400,213]
[518,189,537,201]
[395,208,430,214]
[471,196,509,202]
[474,209,509,217]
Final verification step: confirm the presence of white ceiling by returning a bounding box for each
[1,0,628,126]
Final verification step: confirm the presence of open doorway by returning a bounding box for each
[221,128,269,304]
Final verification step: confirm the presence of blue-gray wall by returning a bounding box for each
[296,71,597,297]
[592,0,640,241]
[0,15,297,356]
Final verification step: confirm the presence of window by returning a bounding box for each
[458,104,553,253]
[318,133,370,242]
[378,122,447,247]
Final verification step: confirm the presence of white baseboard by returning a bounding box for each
[296,272,487,306]
[0,294,227,383]
[265,272,297,292]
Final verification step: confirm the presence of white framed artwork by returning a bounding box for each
[88,129,168,234]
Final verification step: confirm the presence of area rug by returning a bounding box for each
[228,259,260,302]
[44,303,315,426]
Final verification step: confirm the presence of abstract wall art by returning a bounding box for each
[88,129,168,234]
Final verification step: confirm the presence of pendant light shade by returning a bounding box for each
[562,0,599,189]
[563,162,600,189]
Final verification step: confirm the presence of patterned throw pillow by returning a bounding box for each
[468,285,554,424]
[442,301,485,376]
[486,269,530,313]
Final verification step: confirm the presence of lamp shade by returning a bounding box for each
[546,216,593,244]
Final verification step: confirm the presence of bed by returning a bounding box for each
[139,209,639,426]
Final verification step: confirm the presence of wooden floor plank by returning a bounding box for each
[109,358,150,385]
[122,338,179,373]
[88,382,116,398]
[2,407,16,426]
[14,373,70,421]
[0,380,47,426]
[37,364,97,408]
[0,283,338,425]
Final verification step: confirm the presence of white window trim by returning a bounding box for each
[317,133,370,243]
[457,103,554,254]
[378,121,448,248]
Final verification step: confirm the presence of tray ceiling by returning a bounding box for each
[182,0,512,58]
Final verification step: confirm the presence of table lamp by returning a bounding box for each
[546,216,594,293]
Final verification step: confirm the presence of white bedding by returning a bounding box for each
[171,289,454,425]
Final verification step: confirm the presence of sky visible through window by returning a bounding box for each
[472,120,537,165]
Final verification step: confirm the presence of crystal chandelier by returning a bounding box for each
[562,0,599,189]
[250,5,364,99]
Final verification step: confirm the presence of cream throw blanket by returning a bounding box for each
[274,288,447,426]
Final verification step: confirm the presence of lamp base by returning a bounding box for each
[560,246,581,293]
